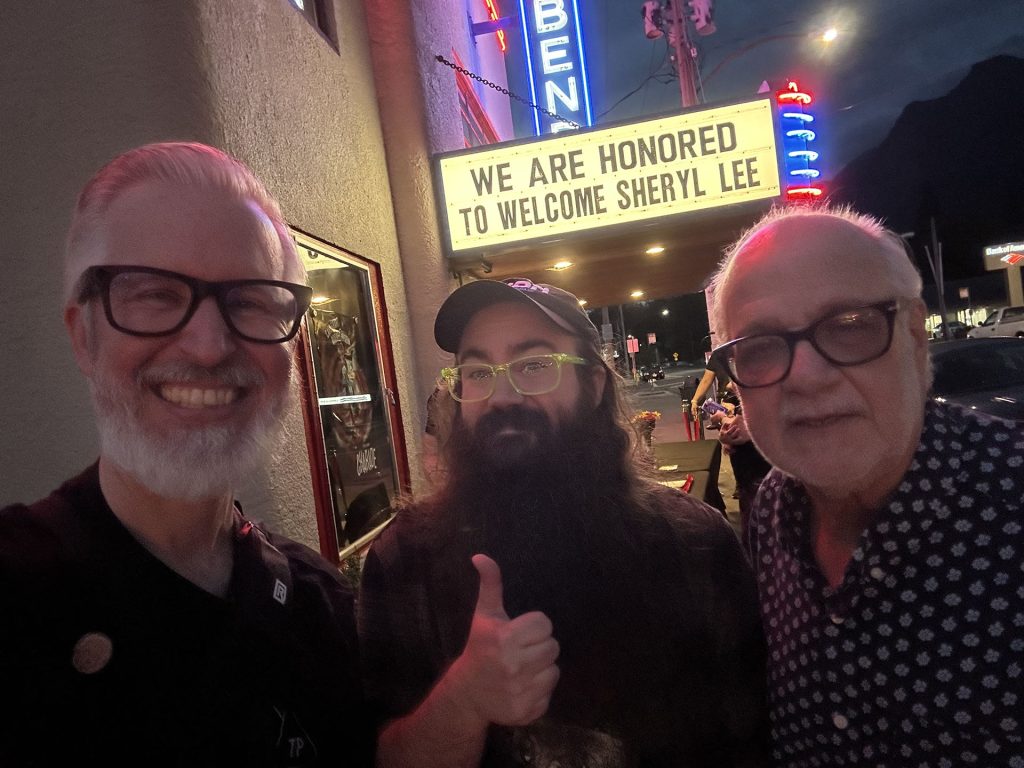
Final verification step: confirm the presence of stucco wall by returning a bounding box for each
[363,0,512,461]
[192,0,417,548]
[0,2,216,508]
[0,0,416,552]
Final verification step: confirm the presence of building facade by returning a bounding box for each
[0,0,511,553]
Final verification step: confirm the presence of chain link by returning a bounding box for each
[435,54,580,130]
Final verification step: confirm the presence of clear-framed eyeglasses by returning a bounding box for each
[709,299,910,389]
[440,353,587,403]
[75,265,313,344]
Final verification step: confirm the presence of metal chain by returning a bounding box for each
[435,54,580,130]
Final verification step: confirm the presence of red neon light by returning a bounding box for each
[484,0,508,53]
[786,186,824,199]
[777,80,812,106]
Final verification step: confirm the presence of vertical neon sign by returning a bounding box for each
[483,0,508,52]
[776,81,823,200]
[517,0,594,135]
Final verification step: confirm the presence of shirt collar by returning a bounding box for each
[769,403,946,596]
[228,510,294,622]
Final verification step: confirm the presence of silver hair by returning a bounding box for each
[63,141,304,304]
[709,204,923,342]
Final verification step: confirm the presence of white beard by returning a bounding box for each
[89,359,292,501]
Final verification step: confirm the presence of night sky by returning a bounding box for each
[505,1,1024,355]
[586,0,1024,178]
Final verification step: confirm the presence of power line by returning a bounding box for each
[598,40,674,119]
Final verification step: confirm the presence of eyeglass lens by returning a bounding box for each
[731,305,893,387]
[454,355,565,402]
[107,270,302,342]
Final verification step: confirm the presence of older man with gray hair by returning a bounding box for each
[708,205,1024,767]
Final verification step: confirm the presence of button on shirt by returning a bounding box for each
[750,401,1024,767]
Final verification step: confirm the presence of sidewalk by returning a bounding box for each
[626,382,742,534]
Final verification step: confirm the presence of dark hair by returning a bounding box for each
[431,340,663,512]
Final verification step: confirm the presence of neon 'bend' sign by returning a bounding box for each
[517,0,594,135]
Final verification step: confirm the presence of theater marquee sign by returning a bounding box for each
[434,97,782,254]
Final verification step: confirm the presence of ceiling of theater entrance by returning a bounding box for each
[447,202,770,309]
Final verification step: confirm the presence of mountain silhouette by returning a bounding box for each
[830,55,1024,282]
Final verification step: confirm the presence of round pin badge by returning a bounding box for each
[72,632,113,675]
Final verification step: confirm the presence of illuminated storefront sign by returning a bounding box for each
[434,97,781,253]
[518,0,593,134]
[984,241,1024,271]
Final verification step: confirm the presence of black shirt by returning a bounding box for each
[359,484,770,767]
[0,464,375,767]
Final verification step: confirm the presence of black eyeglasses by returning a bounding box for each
[709,299,908,389]
[76,265,313,344]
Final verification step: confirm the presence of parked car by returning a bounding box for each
[930,338,1024,421]
[930,321,971,340]
[966,305,1024,338]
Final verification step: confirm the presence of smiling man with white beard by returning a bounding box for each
[358,278,770,768]
[0,142,375,766]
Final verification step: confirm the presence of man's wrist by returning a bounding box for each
[434,658,491,734]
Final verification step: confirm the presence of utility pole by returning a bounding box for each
[923,217,951,341]
[667,0,700,107]
[618,304,630,377]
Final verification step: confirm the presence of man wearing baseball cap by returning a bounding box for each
[358,278,770,767]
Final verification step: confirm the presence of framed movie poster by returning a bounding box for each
[292,230,408,563]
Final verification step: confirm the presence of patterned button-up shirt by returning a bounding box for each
[750,401,1024,767]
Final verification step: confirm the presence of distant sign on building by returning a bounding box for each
[434,97,782,254]
[983,241,1024,271]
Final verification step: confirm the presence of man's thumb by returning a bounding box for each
[472,554,508,618]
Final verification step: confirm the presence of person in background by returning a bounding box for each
[0,142,375,766]
[710,204,1024,767]
[715,408,771,553]
[358,277,769,767]
[421,379,455,489]
[689,366,728,426]
[693,365,771,541]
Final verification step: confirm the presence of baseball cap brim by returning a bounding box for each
[434,280,579,353]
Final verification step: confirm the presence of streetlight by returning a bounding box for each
[700,27,840,94]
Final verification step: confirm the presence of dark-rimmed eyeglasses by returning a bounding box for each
[76,265,313,344]
[709,299,909,389]
[440,353,587,403]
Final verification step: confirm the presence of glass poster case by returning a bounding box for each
[292,231,407,563]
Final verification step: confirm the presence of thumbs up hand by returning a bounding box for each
[445,554,560,728]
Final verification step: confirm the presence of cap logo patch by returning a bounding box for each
[505,278,550,294]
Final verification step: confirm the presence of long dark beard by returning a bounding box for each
[418,399,708,744]
[438,400,643,650]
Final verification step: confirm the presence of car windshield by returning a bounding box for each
[932,342,1024,395]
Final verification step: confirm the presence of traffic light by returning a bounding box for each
[642,0,663,39]
[686,0,716,36]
